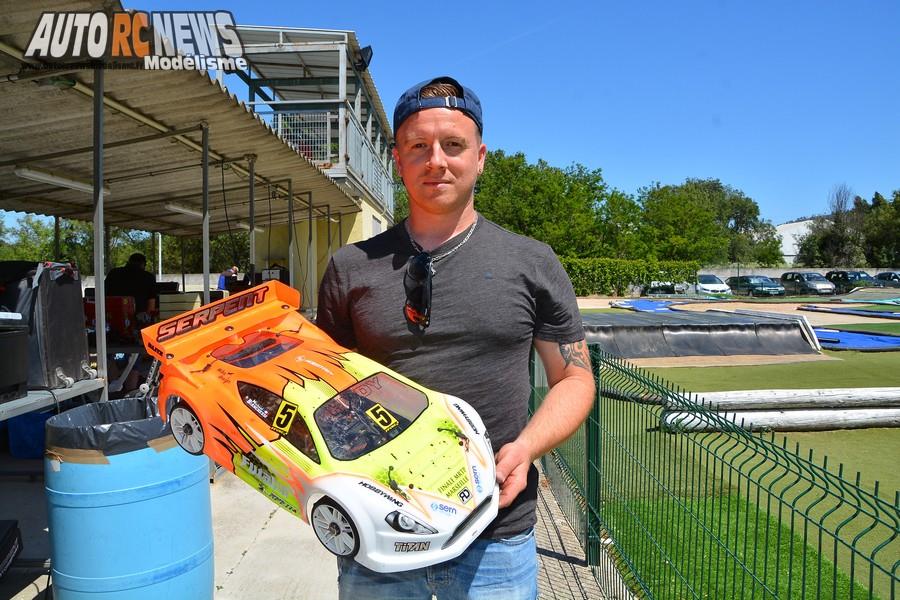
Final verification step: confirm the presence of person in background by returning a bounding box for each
[105,252,156,324]
[316,76,595,599]
[218,265,239,291]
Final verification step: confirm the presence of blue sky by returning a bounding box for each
[6,1,898,227]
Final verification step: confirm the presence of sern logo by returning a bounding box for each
[24,11,247,71]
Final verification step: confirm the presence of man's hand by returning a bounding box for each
[494,439,533,508]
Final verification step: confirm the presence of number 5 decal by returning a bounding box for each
[366,403,399,432]
[273,401,299,434]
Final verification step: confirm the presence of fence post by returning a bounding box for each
[586,346,602,566]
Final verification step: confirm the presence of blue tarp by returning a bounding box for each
[814,328,900,351]
[611,299,675,312]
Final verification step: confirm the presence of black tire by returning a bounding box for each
[748,289,755,297]
[311,498,360,558]
[169,400,205,456]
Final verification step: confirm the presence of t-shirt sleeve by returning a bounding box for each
[532,246,584,344]
[316,257,357,349]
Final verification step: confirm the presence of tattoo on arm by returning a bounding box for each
[559,340,591,372]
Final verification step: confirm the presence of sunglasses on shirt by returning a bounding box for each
[404,251,433,330]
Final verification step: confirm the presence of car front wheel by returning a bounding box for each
[169,401,205,456]
[311,498,360,558]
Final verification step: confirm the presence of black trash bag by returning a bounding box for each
[45,397,170,457]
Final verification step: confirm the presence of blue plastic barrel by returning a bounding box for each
[44,397,213,599]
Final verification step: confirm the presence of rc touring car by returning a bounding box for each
[141,280,498,572]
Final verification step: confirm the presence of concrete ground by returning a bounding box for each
[1,463,603,599]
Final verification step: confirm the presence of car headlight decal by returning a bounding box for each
[385,511,437,535]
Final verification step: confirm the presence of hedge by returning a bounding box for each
[560,257,701,296]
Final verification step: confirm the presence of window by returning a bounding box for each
[285,414,319,463]
[237,381,320,462]
[212,332,300,368]
[314,373,428,461]
[372,216,383,236]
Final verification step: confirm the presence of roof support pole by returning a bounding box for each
[92,66,108,401]
[53,217,60,260]
[156,232,162,278]
[338,48,347,169]
[326,204,332,263]
[201,123,210,304]
[247,155,256,283]
[287,179,294,288]
[307,192,314,311]
[180,237,186,292]
[338,213,343,247]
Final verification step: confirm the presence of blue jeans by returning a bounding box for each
[337,528,537,599]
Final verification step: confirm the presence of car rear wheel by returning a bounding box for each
[169,401,205,456]
[311,498,359,558]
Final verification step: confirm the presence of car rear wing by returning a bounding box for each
[140,280,301,366]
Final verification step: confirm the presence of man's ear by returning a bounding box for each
[392,146,402,178]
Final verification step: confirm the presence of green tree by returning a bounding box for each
[636,178,779,265]
[795,184,867,267]
[751,222,785,267]
[861,190,899,267]
[5,214,55,261]
[596,189,647,258]
[474,150,605,257]
[637,182,729,263]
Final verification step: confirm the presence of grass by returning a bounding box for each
[852,304,900,313]
[605,493,877,600]
[826,322,900,335]
[579,396,899,600]
[539,348,900,600]
[639,347,900,498]
[642,350,900,391]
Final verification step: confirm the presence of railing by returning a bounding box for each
[531,346,899,599]
[346,110,394,215]
[274,111,336,164]
[273,109,395,216]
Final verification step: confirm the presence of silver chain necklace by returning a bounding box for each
[406,216,478,266]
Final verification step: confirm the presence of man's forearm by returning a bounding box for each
[493,339,595,508]
[516,370,595,461]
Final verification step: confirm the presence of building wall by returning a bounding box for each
[775,219,814,265]
[244,200,390,310]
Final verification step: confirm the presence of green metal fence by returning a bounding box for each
[531,346,899,600]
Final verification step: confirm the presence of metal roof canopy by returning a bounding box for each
[0,1,361,397]
[234,25,393,146]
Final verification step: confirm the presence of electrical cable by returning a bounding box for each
[219,161,242,270]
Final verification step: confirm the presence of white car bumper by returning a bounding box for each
[354,486,500,573]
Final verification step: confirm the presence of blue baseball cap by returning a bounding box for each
[393,76,483,136]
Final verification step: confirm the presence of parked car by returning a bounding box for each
[692,274,731,295]
[643,280,689,295]
[825,270,882,294]
[141,281,498,573]
[724,275,786,297]
[780,272,836,295]
[875,271,900,287]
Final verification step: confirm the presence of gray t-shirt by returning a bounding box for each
[316,215,584,537]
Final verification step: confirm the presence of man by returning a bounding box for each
[218,265,239,291]
[104,252,156,324]
[316,76,595,599]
